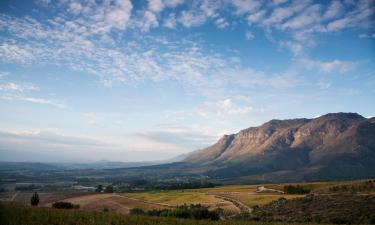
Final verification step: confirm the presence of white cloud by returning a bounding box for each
[326,17,351,31]
[163,13,177,28]
[302,58,356,73]
[1,94,66,108]
[164,0,184,8]
[318,81,331,89]
[197,98,253,118]
[179,10,207,27]
[0,79,65,108]
[245,30,254,40]
[148,0,165,13]
[0,43,35,63]
[247,10,266,24]
[82,113,98,126]
[0,82,39,92]
[323,0,344,20]
[199,0,221,17]
[0,0,371,89]
[68,2,82,15]
[215,17,229,29]
[281,4,321,30]
[138,11,159,32]
[229,0,261,15]
[58,0,134,34]
[279,41,303,56]
[263,1,312,27]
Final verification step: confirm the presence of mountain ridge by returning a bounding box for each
[182,112,375,181]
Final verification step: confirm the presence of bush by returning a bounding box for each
[129,208,146,215]
[104,185,114,193]
[283,185,311,194]
[52,202,76,209]
[131,204,222,220]
[95,185,103,193]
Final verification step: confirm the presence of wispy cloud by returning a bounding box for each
[0,79,65,108]
[301,58,356,74]
[0,82,39,92]
[1,94,66,108]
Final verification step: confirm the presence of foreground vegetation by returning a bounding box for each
[2,180,375,224]
[0,204,327,225]
[129,204,222,220]
[253,194,375,224]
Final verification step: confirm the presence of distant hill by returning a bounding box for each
[0,161,160,171]
[183,112,375,181]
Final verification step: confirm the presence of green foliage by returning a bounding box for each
[30,192,39,206]
[283,185,311,194]
[104,185,114,193]
[129,207,146,215]
[95,185,103,193]
[129,204,222,220]
[52,202,79,209]
[252,193,375,224]
[328,180,375,193]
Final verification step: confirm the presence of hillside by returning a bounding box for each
[184,113,375,181]
[252,194,375,223]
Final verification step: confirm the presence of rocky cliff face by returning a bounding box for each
[184,113,375,180]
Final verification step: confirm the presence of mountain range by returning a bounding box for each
[181,112,375,182]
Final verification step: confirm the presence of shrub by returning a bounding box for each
[283,185,311,194]
[52,202,75,209]
[131,204,222,220]
[30,192,39,206]
[104,185,114,193]
[129,208,146,215]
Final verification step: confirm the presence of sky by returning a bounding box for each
[0,0,374,162]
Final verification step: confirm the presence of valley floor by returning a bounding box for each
[2,179,375,224]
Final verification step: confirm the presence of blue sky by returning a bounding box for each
[0,0,374,162]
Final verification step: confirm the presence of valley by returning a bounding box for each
[2,179,375,224]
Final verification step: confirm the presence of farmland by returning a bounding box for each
[2,179,375,224]
[0,203,331,225]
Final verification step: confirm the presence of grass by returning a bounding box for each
[121,180,370,210]
[0,203,329,225]
[0,192,92,206]
[62,194,169,214]
[121,184,308,210]
[122,191,221,205]
[217,193,304,207]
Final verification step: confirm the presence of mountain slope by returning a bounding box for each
[184,113,375,181]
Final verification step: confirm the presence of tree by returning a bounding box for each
[104,185,114,193]
[30,192,39,206]
[95,185,103,193]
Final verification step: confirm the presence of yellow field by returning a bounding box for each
[62,193,170,214]
[121,190,221,205]
[120,184,307,213]
[217,193,304,207]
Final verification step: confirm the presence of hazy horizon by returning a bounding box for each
[1,0,374,162]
